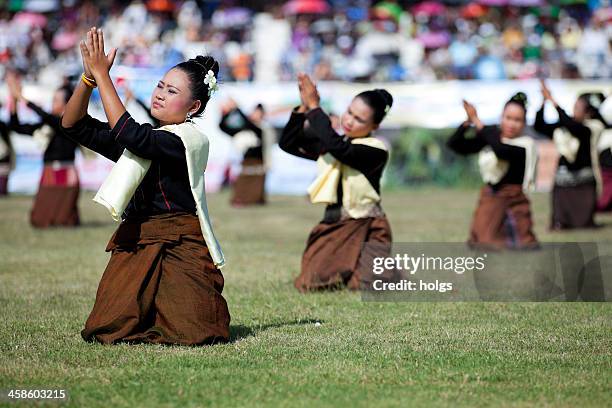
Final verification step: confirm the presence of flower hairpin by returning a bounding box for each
[384,105,390,114]
[589,94,602,109]
[204,70,218,96]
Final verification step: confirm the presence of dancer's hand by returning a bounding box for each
[462,99,478,122]
[462,99,483,130]
[298,73,320,111]
[6,72,23,101]
[539,79,555,103]
[221,98,238,114]
[79,38,93,78]
[82,27,117,80]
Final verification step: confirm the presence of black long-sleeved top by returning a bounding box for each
[220,108,263,160]
[534,105,594,171]
[60,111,196,218]
[0,121,11,164]
[280,107,388,222]
[280,107,388,193]
[601,149,612,168]
[9,101,78,163]
[447,123,527,188]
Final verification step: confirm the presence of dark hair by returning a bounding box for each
[504,92,528,120]
[57,84,74,104]
[356,89,393,125]
[578,92,607,124]
[174,55,220,116]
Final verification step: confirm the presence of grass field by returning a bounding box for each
[1,188,611,407]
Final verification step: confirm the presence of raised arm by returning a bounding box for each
[110,112,186,160]
[556,107,591,141]
[533,104,558,139]
[62,30,104,128]
[279,106,322,160]
[220,107,261,137]
[447,122,486,155]
[60,114,123,162]
[8,104,42,136]
[6,74,44,135]
[82,27,123,129]
[305,108,387,174]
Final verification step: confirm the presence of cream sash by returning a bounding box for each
[307,137,387,219]
[32,124,54,151]
[552,120,604,195]
[232,130,260,156]
[597,129,612,154]
[478,135,538,192]
[93,121,225,268]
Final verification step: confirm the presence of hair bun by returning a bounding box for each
[375,89,394,109]
[192,55,220,77]
[356,88,394,124]
[509,92,528,108]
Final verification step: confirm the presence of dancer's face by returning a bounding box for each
[249,107,264,125]
[573,98,587,122]
[151,68,201,125]
[341,97,378,138]
[500,103,525,139]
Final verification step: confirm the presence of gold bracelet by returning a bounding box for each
[81,73,97,88]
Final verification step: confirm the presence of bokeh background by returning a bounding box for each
[1,0,611,194]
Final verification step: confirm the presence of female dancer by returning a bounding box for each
[596,95,612,212]
[447,93,539,249]
[219,99,269,206]
[280,73,393,291]
[0,116,12,196]
[61,27,229,345]
[7,74,80,226]
[534,80,605,229]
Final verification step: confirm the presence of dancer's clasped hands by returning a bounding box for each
[80,27,117,80]
[297,73,320,111]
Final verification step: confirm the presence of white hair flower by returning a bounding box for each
[384,105,390,114]
[589,94,602,109]
[204,70,218,96]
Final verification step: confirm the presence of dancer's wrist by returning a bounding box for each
[81,73,97,88]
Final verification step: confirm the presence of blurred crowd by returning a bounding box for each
[0,0,610,83]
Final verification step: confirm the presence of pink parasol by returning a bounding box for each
[284,0,331,15]
[412,1,447,17]
[12,12,47,28]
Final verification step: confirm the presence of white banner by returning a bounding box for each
[2,76,610,195]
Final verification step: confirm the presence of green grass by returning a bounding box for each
[0,188,611,407]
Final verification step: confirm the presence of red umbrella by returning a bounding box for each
[147,0,175,12]
[461,3,488,18]
[284,0,331,15]
[412,1,447,17]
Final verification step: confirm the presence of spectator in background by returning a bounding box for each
[449,32,478,79]
[0,0,610,83]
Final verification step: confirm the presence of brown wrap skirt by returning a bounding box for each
[295,216,392,292]
[551,182,597,229]
[468,184,539,250]
[231,158,266,206]
[30,163,80,228]
[82,213,230,345]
